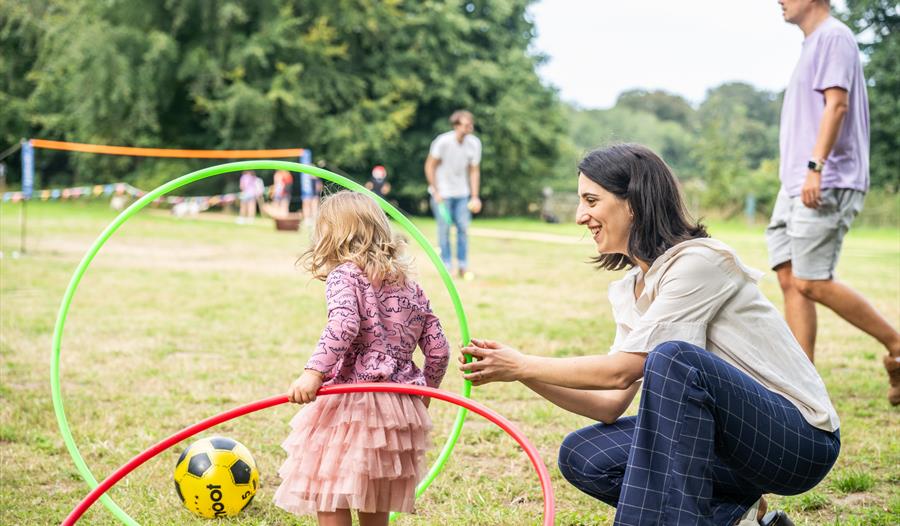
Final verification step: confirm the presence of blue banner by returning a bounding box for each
[21,140,34,199]
[300,149,312,165]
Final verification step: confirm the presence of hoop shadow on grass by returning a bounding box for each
[51,161,475,525]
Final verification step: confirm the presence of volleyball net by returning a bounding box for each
[11,139,312,202]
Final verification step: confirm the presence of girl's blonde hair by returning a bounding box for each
[300,191,410,284]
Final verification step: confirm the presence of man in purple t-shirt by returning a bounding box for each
[767,0,899,404]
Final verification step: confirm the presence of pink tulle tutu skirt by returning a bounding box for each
[273,391,432,515]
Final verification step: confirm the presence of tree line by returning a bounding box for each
[555,0,897,219]
[1,0,895,216]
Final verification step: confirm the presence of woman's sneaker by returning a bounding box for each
[736,497,794,526]
[760,510,795,526]
[736,497,764,526]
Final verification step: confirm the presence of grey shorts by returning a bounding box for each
[765,187,865,280]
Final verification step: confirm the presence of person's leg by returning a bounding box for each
[301,173,313,225]
[357,511,389,526]
[615,341,840,526]
[557,417,636,507]
[790,189,900,400]
[795,274,900,406]
[317,508,352,526]
[558,417,772,521]
[766,189,817,359]
[241,199,254,223]
[793,278,900,355]
[775,262,817,361]
[302,198,312,222]
[432,197,452,269]
[451,197,471,274]
[310,179,321,218]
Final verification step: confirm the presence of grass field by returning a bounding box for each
[1,200,898,525]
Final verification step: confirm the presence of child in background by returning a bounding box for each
[238,170,261,224]
[274,191,451,526]
[365,165,391,199]
[272,169,293,216]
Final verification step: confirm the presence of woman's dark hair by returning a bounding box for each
[578,143,708,271]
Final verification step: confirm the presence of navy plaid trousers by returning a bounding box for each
[558,341,840,525]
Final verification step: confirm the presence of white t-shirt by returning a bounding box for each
[428,131,481,198]
[608,238,840,432]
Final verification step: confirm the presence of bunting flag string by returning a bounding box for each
[1,182,259,209]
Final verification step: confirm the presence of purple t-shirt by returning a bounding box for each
[305,262,450,389]
[779,17,869,197]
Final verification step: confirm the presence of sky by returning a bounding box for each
[528,0,848,109]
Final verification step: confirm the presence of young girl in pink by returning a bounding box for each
[274,191,451,526]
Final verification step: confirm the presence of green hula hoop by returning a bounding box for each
[51,161,473,525]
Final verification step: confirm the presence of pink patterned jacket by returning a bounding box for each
[305,262,451,388]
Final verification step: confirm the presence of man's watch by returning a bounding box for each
[807,158,825,172]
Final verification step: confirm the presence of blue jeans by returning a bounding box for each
[432,196,470,270]
[558,341,840,525]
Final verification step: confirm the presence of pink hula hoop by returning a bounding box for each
[62,383,555,525]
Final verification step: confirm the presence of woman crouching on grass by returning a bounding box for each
[460,144,839,526]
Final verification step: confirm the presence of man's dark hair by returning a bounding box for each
[578,143,709,271]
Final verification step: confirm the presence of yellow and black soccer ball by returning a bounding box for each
[173,436,259,518]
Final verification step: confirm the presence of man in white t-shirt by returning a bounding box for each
[424,110,482,279]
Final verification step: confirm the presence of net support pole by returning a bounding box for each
[19,139,35,255]
[19,198,26,255]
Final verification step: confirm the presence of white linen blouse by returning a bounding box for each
[608,238,840,432]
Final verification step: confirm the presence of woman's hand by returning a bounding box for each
[459,338,531,386]
[288,370,324,404]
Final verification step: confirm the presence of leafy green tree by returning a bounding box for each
[0,1,51,161]
[841,0,899,190]
[3,0,563,212]
[563,104,695,178]
[691,113,749,211]
[697,82,780,170]
[615,89,696,128]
